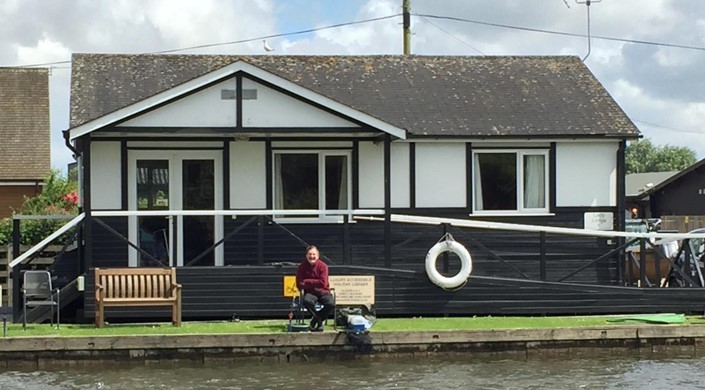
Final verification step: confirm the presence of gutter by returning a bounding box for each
[62,129,80,157]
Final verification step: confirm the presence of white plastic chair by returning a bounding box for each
[22,270,60,330]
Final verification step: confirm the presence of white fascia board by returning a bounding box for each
[69,61,406,141]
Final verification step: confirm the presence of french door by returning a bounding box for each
[128,150,223,267]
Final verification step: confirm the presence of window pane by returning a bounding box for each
[136,160,169,210]
[138,216,169,267]
[182,160,215,266]
[523,155,546,209]
[276,154,318,210]
[475,153,517,210]
[136,160,169,266]
[325,155,348,210]
[182,160,214,210]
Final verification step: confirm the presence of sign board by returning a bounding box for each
[282,275,375,305]
[330,275,375,305]
[584,212,614,231]
[283,275,299,298]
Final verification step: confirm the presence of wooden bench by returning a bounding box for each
[94,267,182,328]
[283,275,375,329]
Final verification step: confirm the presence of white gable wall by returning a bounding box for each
[556,142,618,207]
[90,141,121,209]
[391,143,410,208]
[415,143,466,208]
[119,79,238,127]
[358,142,384,208]
[230,141,267,209]
[242,78,359,128]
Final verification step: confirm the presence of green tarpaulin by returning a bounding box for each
[606,313,685,324]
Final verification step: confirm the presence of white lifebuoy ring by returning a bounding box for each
[425,240,473,290]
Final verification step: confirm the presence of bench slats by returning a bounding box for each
[95,267,182,328]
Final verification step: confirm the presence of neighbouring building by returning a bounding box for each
[0,68,50,218]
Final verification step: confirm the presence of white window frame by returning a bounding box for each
[127,150,224,267]
[272,149,352,223]
[472,149,550,215]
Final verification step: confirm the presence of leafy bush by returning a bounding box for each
[0,169,78,246]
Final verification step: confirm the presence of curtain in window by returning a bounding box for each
[337,157,347,209]
[274,154,283,210]
[473,154,484,210]
[523,154,545,209]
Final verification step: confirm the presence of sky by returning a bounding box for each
[2,0,704,172]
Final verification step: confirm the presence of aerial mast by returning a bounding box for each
[575,0,602,61]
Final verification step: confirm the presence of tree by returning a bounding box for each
[0,169,78,245]
[625,138,697,174]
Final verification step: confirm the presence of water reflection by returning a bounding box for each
[1,356,704,389]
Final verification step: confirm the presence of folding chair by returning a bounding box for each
[22,270,60,330]
[288,289,336,332]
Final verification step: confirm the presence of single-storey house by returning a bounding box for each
[625,171,677,219]
[25,53,704,323]
[635,158,705,231]
[0,68,50,219]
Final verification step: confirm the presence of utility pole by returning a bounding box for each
[403,0,411,55]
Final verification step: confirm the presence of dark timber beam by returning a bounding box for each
[384,134,392,268]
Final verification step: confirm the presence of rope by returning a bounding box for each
[436,232,456,244]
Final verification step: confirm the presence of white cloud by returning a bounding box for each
[16,35,70,65]
[0,0,20,14]
[612,79,705,159]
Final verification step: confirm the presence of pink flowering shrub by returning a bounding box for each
[0,169,78,245]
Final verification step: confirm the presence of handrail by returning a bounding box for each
[358,214,705,241]
[9,213,85,269]
[91,209,385,217]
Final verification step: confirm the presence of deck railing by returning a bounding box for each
[360,214,705,288]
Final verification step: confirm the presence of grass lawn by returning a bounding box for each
[5,314,705,338]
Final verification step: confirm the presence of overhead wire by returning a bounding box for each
[633,120,704,135]
[7,10,705,69]
[416,15,486,56]
[3,14,401,68]
[150,13,401,54]
[414,13,705,52]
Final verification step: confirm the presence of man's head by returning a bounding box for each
[306,245,320,265]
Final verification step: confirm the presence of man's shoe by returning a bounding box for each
[309,317,324,332]
[309,318,321,331]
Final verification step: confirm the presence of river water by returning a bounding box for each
[1,355,703,389]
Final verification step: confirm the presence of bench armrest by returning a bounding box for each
[95,283,104,301]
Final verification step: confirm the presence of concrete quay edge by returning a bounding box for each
[1,324,705,368]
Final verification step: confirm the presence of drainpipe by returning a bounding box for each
[62,128,85,275]
[62,129,80,157]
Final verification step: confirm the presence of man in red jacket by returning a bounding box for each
[296,245,334,331]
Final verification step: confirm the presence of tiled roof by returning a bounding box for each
[625,171,678,197]
[0,68,50,180]
[70,54,639,138]
[637,158,705,199]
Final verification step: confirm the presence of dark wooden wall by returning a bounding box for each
[77,208,644,323]
[650,165,705,216]
[82,265,705,323]
[88,217,128,268]
[87,210,619,285]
